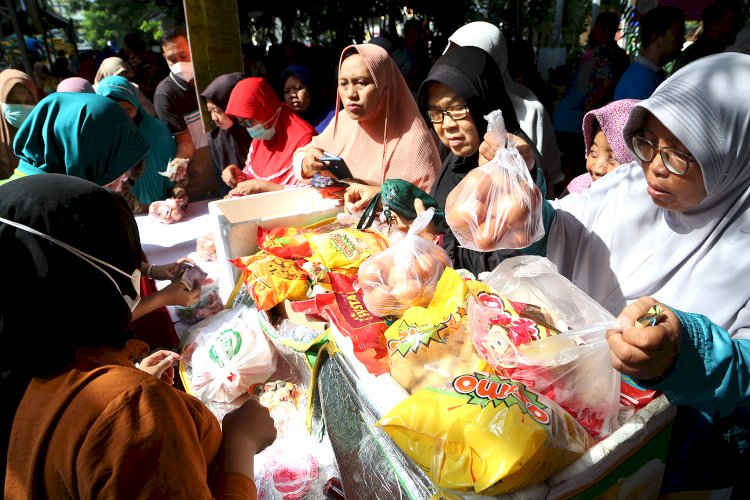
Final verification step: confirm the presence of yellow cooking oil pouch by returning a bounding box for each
[384,267,493,394]
[304,228,388,270]
[376,372,595,494]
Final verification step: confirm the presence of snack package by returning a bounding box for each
[148,197,187,224]
[232,251,310,311]
[384,267,493,393]
[304,228,388,270]
[181,306,277,404]
[258,226,314,260]
[444,110,544,251]
[291,274,390,375]
[376,372,595,494]
[196,232,216,261]
[475,256,622,440]
[358,208,451,318]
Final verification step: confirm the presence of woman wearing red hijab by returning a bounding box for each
[221,77,316,196]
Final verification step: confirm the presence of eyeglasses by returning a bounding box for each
[236,118,256,128]
[630,135,697,175]
[427,104,469,124]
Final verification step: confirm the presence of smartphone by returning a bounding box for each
[320,152,352,180]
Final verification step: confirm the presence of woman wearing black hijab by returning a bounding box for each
[0,175,275,497]
[417,45,546,275]
[201,72,252,197]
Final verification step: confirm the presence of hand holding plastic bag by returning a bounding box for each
[445,110,544,251]
[358,208,451,318]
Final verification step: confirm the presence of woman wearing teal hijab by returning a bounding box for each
[97,75,179,211]
[0,92,149,187]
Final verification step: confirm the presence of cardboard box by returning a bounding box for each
[208,188,343,302]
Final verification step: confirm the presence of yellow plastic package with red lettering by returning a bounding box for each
[304,228,388,271]
[376,372,595,494]
[231,251,309,311]
[384,267,493,394]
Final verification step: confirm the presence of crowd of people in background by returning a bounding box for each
[2,0,750,497]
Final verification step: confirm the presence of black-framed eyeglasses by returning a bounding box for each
[236,118,256,128]
[427,104,469,124]
[630,135,697,175]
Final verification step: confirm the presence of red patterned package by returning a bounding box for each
[291,274,389,375]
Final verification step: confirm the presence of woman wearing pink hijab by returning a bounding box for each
[564,99,640,195]
[293,44,441,193]
[56,77,95,93]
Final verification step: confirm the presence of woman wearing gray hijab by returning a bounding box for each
[478,52,750,494]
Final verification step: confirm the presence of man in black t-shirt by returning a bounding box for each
[154,26,215,200]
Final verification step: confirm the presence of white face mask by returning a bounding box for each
[0,216,141,311]
[170,61,194,82]
[1,102,35,128]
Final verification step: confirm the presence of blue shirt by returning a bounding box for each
[614,57,664,100]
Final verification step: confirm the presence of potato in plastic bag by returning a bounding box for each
[384,267,493,393]
[444,109,544,251]
[376,371,595,494]
[358,208,451,318]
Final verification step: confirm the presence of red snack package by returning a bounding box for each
[620,374,659,409]
[257,226,314,260]
[291,288,389,376]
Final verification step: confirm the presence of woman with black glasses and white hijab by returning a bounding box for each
[478,52,750,495]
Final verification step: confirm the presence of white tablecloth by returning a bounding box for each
[135,199,215,266]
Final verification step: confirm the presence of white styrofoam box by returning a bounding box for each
[209,187,344,302]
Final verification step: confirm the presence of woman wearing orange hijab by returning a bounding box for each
[0,70,39,179]
[293,44,440,193]
[222,77,316,196]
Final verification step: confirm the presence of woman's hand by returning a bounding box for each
[159,280,201,307]
[478,132,535,171]
[221,165,249,188]
[228,179,283,197]
[606,296,682,382]
[300,147,328,179]
[137,350,181,385]
[344,183,381,213]
[221,398,277,477]
[146,258,194,281]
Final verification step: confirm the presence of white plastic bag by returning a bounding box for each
[182,305,277,404]
[358,208,451,317]
[445,109,544,251]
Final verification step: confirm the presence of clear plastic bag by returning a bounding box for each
[358,208,451,318]
[471,256,621,440]
[444,109,544,251]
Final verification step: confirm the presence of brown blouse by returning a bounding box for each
[4,340,256,499]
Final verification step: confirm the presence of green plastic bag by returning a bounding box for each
[357,179,447,233]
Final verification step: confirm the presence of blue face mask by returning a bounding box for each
[1,103,35,128]
[245,107,280,141]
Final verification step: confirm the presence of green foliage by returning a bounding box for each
[72,0,182,49]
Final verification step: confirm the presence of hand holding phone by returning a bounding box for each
[319,152,352,180]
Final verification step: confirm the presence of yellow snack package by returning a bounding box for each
[376,372,595,494]
[384,267,493,393]
[304,228,388,270]
[231,251,309,311]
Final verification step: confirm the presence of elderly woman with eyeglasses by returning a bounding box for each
[477,52,750,494]
[415,45,546,274]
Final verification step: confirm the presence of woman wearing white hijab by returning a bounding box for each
[479,52,750,493]
[445,22,565,193]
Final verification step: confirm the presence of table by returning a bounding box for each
[135,199,216,267]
